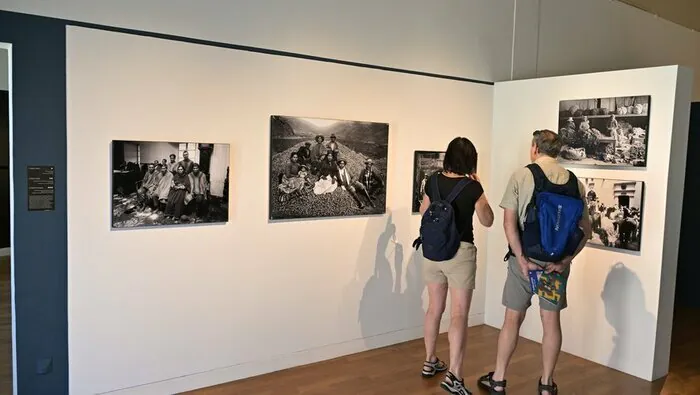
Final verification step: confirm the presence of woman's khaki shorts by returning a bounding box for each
[422,242,477,290]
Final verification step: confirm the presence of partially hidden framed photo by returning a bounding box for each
[111,140,230,228]
[558,95,650,168]
[412,151,445,213]
[582,177,644,252]
[269,115,388,221]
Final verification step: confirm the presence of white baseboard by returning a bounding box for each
[100,313,484,395]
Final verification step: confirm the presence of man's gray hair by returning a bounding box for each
[532,129,563,158]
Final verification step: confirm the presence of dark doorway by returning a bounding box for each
[617,195,630,208]
[677,102,700,308]
[198,143,213,177]
[112,140,125,169]
[669,103,700,395]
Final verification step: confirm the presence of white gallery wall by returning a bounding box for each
[0,0,515,84]
[528,0,700,100]
[0,48,7,91]
[485,66,693,381]
[66,26,494,395]
[3,0,700,98]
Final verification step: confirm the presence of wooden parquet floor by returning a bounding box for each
[186,307,700,395]
[0,262,696,394]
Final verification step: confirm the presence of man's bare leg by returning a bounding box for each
[539,309,562,395]
[491,308,526,391]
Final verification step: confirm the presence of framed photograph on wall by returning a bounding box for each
[111,140,230,228]
[558,95,650,168]
[412,151,445,213]
[582,177,644,252]
[268,115,389,220]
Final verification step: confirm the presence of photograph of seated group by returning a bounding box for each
[268,115,389,220]
[111,140,230,228]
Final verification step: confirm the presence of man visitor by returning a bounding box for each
[478,129,592,395]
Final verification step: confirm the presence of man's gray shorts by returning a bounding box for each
[502,256,570,312]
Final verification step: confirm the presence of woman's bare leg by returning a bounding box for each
[424,282,448,361]
[447,288,473,379]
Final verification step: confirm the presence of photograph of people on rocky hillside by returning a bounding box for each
[269,115,388,220]
[557,95,650,167]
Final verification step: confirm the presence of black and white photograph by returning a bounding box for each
[557,95,650,167]
[583,177,644,252]
[111,140,230,228]
[269,115,389,220]
[412,151,445,213]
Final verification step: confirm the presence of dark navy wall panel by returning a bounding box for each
[677,102,700,309]
[0,11,68,395]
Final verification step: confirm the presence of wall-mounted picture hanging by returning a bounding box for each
[269,115,388,220]
[412,151,445,213]
[582,177,644,252]
[111,140,230,228]
[558,95,650,167]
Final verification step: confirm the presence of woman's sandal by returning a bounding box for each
[477,372,506,394]
[538,378,558,395]
[421,357,447,378]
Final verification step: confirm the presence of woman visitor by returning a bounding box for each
[165,164,191,222]
[419,137,494,395]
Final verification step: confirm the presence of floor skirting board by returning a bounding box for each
[100,313,484,395]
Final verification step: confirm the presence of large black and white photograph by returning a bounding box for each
[412,151,445,213]
[558,95,650,167]
[269,115,388,220]
[111,141,230,228]
[583,178,644,252]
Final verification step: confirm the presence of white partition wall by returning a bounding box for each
[484,66,693,381]
[66,26,494,395]
[0,48,7,91]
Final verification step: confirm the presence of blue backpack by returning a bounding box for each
[509,164,584,262]
[413,175,471,262]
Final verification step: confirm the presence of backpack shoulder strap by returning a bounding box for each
[526,163,547,193]
[431,173,442,201]
[445,177,471,203]
[565,170,582,198]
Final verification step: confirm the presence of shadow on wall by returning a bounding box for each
[601,262,655,371]
[349,214,426,349]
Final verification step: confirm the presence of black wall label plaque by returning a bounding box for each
[27,165,55,211]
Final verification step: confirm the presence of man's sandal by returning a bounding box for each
[477,372,506,394]
[538,378,558,395]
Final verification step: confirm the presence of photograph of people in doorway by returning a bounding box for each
[583,177,644,252]
[558,95,650,167]
[111,140,230,228]
[269,115,388,220]
[412,151,445,213]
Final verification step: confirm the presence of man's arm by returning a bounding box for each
[499,170,537,277]
[503,208,524,257]
[504,208,537,277]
